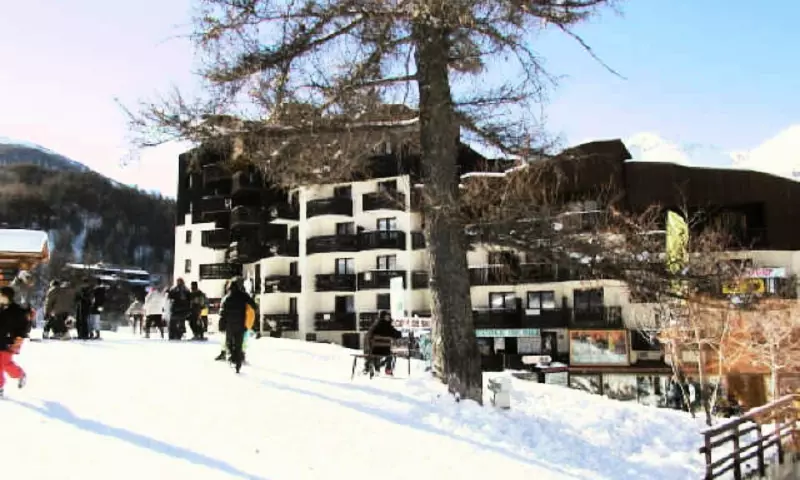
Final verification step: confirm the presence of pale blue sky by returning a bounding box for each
[1,1,798,196]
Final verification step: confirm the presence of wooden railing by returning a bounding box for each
[699,394,799,479]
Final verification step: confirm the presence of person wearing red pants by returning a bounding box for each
[0,286,29,397]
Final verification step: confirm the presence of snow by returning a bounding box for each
[0,228,48,255]
[2,332,707,479]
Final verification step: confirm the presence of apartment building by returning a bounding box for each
[174,137,800,407]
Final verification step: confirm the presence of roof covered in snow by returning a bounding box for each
[0,229,49,257]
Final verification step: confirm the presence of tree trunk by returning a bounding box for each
[413,20,483,404]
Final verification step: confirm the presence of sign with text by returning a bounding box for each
[475,328,540,338]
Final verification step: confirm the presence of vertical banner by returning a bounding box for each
[390,276,405,319]
[665,210,689,295]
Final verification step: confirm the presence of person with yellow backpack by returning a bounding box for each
[216,277,258,373]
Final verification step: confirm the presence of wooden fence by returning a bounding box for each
[699,394,799,479]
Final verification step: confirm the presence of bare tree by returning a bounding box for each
[732,299,800,401]
[125,0,620,403]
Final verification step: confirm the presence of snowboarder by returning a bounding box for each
[0,286,29,397]
[363,310,402,377]
[188,281,207,340]
[167,278,191,340]
[144,286,167,339]
[125,298,146,335]
[218,277,257,373]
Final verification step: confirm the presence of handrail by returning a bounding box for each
[698,394,799,479]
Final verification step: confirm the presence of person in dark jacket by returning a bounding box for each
[188,281,208,340]
[0,286,29,397]
[44,279,74,339]
[218,277,257,373]
[168,278,191,340]
[88,279,107,340]
[363,310,402,377]
[74,280,93,340]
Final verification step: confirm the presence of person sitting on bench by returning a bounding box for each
[363,310,402,376]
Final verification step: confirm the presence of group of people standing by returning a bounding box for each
[44,278,106,340]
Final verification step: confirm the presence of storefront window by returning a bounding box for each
[569,330,629,366]
[637,376,667,407]
[603,374,638,402]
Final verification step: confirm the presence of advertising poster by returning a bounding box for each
[569,330,629,366]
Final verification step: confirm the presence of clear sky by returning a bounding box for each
[1,0,798,197]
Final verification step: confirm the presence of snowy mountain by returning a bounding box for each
[0,136,91,173]
[624,124,800,181]
[1,333,707,479]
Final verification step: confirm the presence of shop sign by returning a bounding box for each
[745,267,786,279]
[475,328,540,338]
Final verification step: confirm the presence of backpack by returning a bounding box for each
[245,303,256,330]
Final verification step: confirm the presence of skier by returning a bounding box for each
[143,286,167,339]
[167,278,191,340]
[218,277,257,373]
[363,310,402,377]
[188,281,208,340]
[125,298,146,335]
[0,286,29,397]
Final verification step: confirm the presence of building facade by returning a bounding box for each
[174,138,800,407]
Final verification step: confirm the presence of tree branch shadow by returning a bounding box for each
[10,400,269,480]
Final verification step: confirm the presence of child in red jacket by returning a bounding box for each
[0,286,28,397]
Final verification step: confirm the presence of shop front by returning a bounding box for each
[475,327,569,371]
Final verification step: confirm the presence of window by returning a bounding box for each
[376,255,397,270]
[489,292,516,310]
[185,230,192,244]
[336,222,355,235]
[184,259,192,274]
[289,226,299,240]
[335,295,355,313]
[376,293,390,310]
[289,297,298,314]
[334,186,352,198]
[377,217,397,231]
[254,264,261,294]
[527,291,556,314]
[335,258,355,275]
[289,261,298,277]
[378,180,397,192]
[488,251,519,266]
[573,288,604,312]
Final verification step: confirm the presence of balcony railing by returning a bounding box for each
[411,271,429,289]
[359,230,406,250]
[314,312,357,331]
[469,266,522,286]
[315,273,357,292]
[230,206,261,227]
[201,229,229,249]
[359,311,379,330]
[357,270,406,290]
[473,309,521,329]
[268,202,300,222]
[307,196,353,218]
[203,164,230,186]
[411,231,426,249]
[227,239,263,264]
[568,306,624,329]
[263,239,299,258]
[199,263,242,280]
[521,308,567,328]
[362,191,406,211]
[198,195,230,213]
[262,313,298,331]
[231,171,261,197]
[306,234,359,254]
[263,275,301,293]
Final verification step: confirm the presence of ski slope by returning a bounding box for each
[1,332,706,479]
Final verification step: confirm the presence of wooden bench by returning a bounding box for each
[350,351,411,380]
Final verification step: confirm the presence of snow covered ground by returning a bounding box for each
[2,332,707,479]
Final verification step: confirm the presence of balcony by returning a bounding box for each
[203,163,231,186]
[473,309,521,329]
[198,195,230,214]
[521,308,567,328]
[268,202,300,222]
[307,196,353,218]
[230,206,261,228]
[411,231,426,250]
[357,270,406,290]
[263,275,301,293]
[314,312,357,331]
[359,311,379,330]
[227,239,263,264]
[411,271,429,289]
[201,229,229,249]
[358,230,406,250]
[469,266,522,286]
[199,263,242,280]
[231,171,261,197]
[262,313,298,331]
[306,234,359,254]
[263,239,299,258]
[362,191,406,211]
[315,274,357,292]
[568,306,624,329]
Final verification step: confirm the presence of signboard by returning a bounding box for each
[522,355,552,365]
[569,330,630,366]
[393,317,431,329]
[475,328,540,338]
[389,276,405,319]
[745,267,786,279]
[722,278,766,295]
